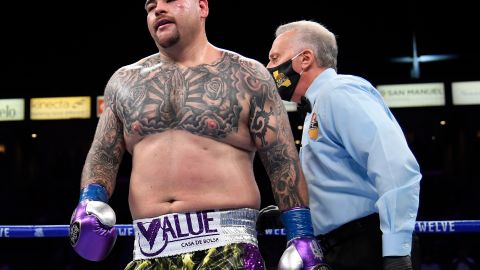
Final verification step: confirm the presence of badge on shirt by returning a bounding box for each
[308,112,319,140]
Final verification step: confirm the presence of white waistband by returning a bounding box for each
[132,208,259,260]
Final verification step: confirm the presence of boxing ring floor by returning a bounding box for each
[0,220,480,269]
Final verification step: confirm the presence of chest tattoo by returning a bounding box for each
[116,58,243,139]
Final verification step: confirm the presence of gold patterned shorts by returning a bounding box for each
[124,242,265,270]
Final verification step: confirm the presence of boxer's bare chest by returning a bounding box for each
[115,58,246,142]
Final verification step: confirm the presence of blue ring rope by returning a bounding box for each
[0,221,479,238]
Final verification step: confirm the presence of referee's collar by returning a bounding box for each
[305,68,337,109]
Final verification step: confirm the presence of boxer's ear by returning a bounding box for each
[199,0,209,18]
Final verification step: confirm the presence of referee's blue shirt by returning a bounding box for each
[300,68,422,256]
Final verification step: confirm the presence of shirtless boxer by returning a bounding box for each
[68,1,329,269]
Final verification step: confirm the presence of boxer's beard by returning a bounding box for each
[158,32,180,48]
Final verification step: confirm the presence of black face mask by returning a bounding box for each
[267,54,302,101]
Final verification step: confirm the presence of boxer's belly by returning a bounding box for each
[128,131,261,219]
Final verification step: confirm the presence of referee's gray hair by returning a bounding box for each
[275,20,338,71]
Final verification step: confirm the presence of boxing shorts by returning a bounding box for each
[125,208,265,269]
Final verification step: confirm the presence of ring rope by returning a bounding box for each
[1,220,479,238]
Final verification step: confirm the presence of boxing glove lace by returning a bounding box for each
[69,183,117,261]
[278,207,331,270]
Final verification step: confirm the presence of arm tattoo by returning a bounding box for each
[258,143,305,208]
[249,95,275,146]
[81,79,125,196]
[247,62,306,209]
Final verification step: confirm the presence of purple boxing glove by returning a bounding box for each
[278,207,331,270]
[69,183,117,261]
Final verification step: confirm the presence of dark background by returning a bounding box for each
[1,0,480,269]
